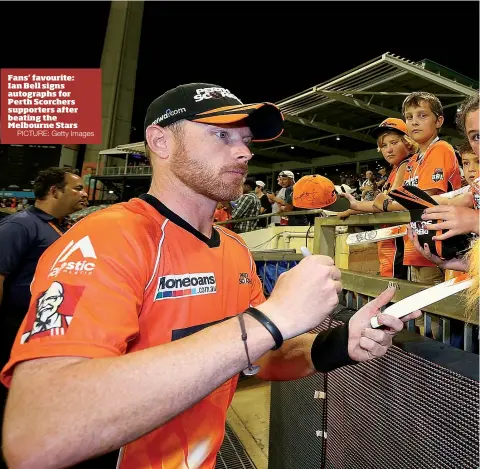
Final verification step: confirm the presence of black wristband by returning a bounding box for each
[310,324,357,373]
[244,307,284,350]
[383,198,390,212]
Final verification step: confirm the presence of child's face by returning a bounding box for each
[404,100,443,145]
[378,133,410,166]
[461,152,479,185]
[465,110,479,157]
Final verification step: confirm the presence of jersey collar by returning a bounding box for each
[138,194,221,248]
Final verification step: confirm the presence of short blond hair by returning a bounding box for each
[376,131,419,155]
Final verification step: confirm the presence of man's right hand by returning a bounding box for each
[257,255,342,340]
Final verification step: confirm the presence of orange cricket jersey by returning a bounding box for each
[0,194,266,469]
[402,139,461,266]
[378,163,408,279]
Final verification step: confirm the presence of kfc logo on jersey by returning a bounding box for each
[20,281,85,344]
[432,168,444,182]
[48,236,97,277]
[193,87,242,103]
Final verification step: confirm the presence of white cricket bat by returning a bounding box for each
[346,224,408,245]
[370,277,474,328]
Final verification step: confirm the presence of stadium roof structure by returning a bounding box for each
[100,52,478,169]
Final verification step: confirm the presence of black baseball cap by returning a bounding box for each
[144,83,284,142]
[388,185,471,260]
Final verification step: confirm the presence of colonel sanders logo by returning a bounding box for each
[20,282,84,344]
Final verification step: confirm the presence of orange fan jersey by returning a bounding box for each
[378,163,408,279]
[1,194,266,469]
[402,139,461,266]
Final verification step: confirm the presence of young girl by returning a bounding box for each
[338,118,418,278]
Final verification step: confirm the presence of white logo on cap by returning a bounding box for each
[152,108,187,125]
[193,87,242,103]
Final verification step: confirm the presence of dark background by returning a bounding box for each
[1,1,478,143]
[0,1,479,143]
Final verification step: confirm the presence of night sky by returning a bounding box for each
[1,1,478,144]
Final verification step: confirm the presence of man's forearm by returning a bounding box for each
[255,333,316,381]
[4,315,275,469]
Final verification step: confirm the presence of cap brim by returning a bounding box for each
[371,126,407,140]
[192,102,284,142]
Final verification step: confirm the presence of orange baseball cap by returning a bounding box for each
[371,117,408,139]
[292,175,337,209]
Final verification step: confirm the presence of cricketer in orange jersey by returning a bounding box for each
[1,84,420,469]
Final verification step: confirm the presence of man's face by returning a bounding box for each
[465,109,479,157]
[366,171,373,180]
[168,121,253,202]
[55,173,88,215]
[255,185,262,195]
[404,100,443,145]
[279,176,292,188]
[461,152,479,185]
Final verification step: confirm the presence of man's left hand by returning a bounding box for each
[348,288,421,362]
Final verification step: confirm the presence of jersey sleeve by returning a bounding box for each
[0,209,155,387]
[418,143,460,193]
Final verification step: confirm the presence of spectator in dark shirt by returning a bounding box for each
[377,167,388,190]
[255,180,272,228]
[283,185,309,226]
[0,167,88,454]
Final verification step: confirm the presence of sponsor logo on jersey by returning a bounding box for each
[404,176,419,187]
[20,282,85,344]
[239,273,252,284]
[432,168,444,182]
[155,272,217,300]
[48,236,97,277]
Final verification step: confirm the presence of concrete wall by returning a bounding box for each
[84,1,144,168]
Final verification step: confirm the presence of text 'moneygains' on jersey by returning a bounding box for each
[402,139,461,267]
[0,194,266,469]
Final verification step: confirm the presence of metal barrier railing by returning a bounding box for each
[252,242,478,353]
[215,208,334,227]
[100,166,153,176]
